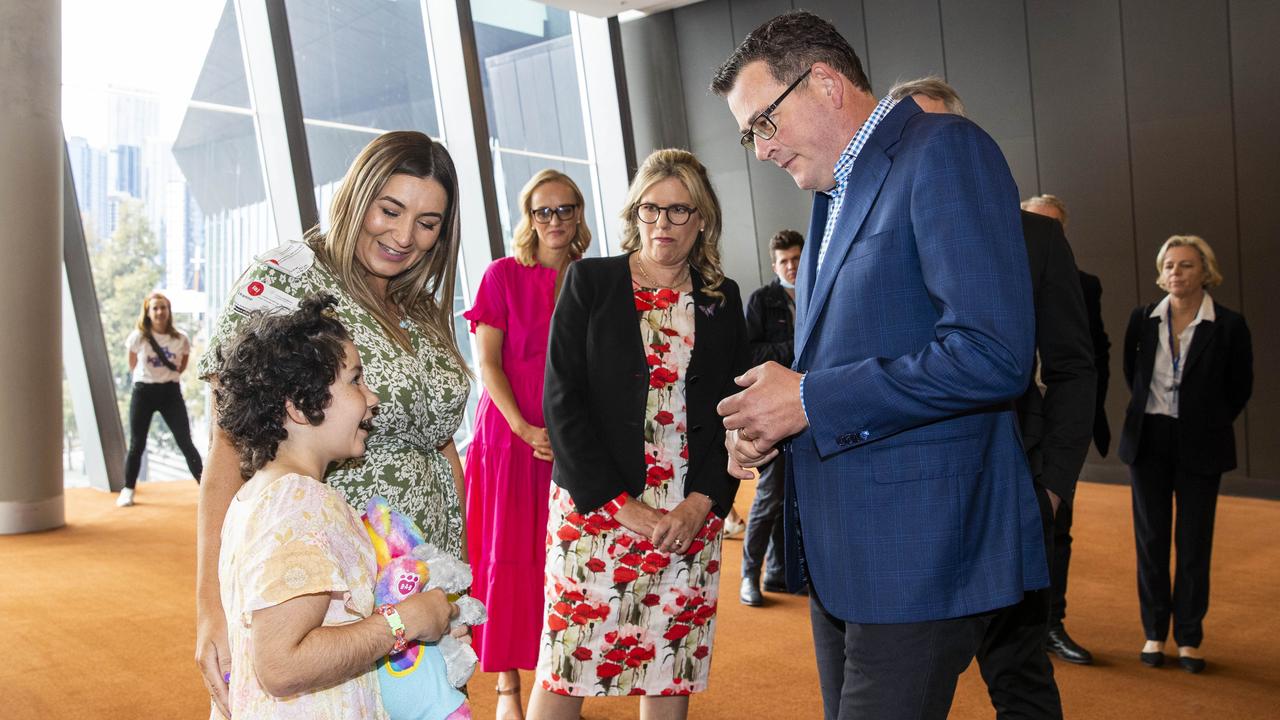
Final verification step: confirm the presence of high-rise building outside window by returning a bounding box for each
[470,0,604,258]
[62,0,273,486]
[284,0,482,444]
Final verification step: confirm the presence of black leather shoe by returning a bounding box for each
[1140,651,1165,668]
[1045,626,1093,665]
[762,577,810,596]
[762,575,788,593]
[1179,656,1206,674]
[739,576,763,606]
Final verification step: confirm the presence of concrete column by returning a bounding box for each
[0,0,65,534]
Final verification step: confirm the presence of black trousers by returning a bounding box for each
[124,381,204,488]
[1129,413,1221,648]
[810,587,992,720]
[975,485,1062,719]
[1048,497,1074,626]
[741,453,785,580]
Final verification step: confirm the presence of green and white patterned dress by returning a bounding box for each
[199,242,470,557]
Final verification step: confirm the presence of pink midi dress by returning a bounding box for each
[463,256,559,671]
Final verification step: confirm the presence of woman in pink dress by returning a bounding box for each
[464,169,592,720]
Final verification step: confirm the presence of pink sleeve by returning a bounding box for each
[463,258,509,333]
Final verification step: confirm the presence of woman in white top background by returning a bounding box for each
[1118,235,1253,674]
[120,291,204,506]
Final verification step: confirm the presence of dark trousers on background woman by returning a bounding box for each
[1129,413,1220,648]
[124,381,204,488]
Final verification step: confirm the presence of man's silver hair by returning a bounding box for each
[887,76,966,116]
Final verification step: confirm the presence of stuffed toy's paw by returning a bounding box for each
[451,596,487,629]
[375,555,428,605]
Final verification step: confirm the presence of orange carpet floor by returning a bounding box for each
[2,480,1278,719]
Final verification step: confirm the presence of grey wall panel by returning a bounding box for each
[618,0,1279,479]
[514,54,563,154]
[673,0,762,292]
[940,0,1038,198]
[726,0,791,43]
[728,0,813,287]
[805,0,870,61]
[1122,0,1239,308]
[619,13,689,158]
[1122,0,1243,475]
[1229,0,1280,477]
[489,62,527,149]
[549,43,589,158]
[1025,0,1135,463]
[862,0,945,94]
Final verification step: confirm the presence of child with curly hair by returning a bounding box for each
[214,293,457,719]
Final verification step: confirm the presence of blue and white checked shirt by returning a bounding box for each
[801,95,897,421]
[816,95,897,270]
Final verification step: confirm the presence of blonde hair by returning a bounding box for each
[1156,235,1223,290]
[619,149,726,301]
[136,291,179,339]
[1021,194,1069,228]
[512,170,592,266]
[303,131,466,369]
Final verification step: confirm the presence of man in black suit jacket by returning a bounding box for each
[1024,196,1112,664]
[897,79,1096,719]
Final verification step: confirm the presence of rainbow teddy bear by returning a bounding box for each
[364,496,487,720]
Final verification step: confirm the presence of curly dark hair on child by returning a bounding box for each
[214,293,352,478]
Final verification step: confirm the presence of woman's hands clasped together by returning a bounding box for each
[613,492,715,555]
[516,422,554,462]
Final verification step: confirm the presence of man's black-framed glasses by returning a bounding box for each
[531,204,578,223]
[636,203,697,226]
[740,67,813,148]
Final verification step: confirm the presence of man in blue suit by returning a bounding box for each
[711,11,1048,719]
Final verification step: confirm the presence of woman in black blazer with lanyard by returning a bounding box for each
[1120,235,1253,674]
[528,149,747,720]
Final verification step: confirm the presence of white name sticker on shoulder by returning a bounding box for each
[232,279,302,317]
[255,243,315,278]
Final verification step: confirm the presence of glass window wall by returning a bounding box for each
[470,0,603,256]
[62,0,273,486]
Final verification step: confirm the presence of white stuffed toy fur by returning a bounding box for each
[411,543,489,688]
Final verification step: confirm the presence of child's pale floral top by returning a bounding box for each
[219,472,388,719]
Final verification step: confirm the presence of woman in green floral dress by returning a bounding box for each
[193,131,470,718]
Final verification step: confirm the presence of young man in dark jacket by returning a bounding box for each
[739,229,803,606]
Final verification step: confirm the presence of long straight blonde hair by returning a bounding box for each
[304,131,466,368]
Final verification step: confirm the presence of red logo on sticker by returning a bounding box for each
[247,281,265,296]
[268,259,279,265]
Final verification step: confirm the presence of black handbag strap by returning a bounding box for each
[146,332,179,372]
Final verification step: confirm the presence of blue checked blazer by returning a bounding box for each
[783,98,1049,624]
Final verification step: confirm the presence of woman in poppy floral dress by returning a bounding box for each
[529,149,747,720]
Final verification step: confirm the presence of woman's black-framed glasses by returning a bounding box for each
[739,67,813,148]
[531,204,578,223]
[636,203,697,225]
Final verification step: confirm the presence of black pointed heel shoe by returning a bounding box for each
[1179,656,1206,674]
[1140,651,1165,667]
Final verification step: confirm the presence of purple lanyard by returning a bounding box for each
[1167,306,1182,403]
